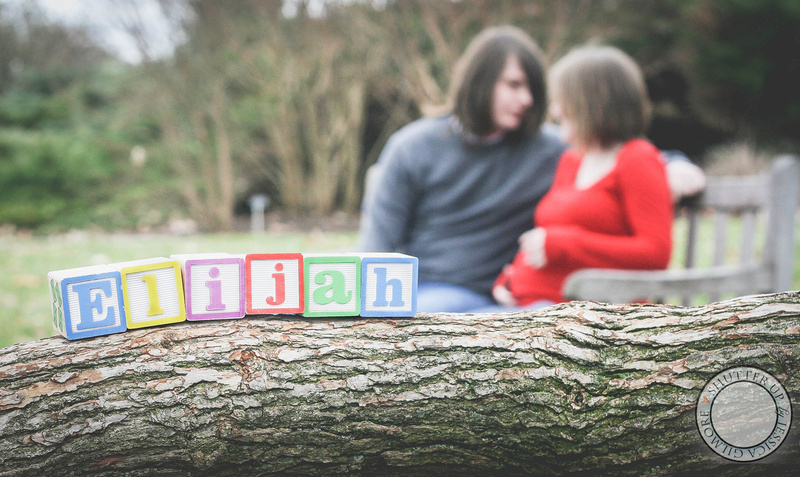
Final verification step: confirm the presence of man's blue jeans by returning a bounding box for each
[416,281,494,313]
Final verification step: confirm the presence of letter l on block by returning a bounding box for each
[117,257,186,329]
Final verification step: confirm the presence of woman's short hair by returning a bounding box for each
[549,45,651,149]
[449,26,547,139]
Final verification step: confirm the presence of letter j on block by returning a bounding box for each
[361,254,418,317]
[246,253,304,314]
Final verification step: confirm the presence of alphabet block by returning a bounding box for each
[246,253,304,314]
[303,254,361,317]
[116,257,186,329]
[360,253,418,317]
[48,265,127,340]
[172,254,246,321]
[48,250,422,340]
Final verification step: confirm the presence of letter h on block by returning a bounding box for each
[360,253,418,317]
[304,254,361,317]
[117,257,186,329]
[246,253,304,314]
[174,255,246,321]
[48,265,127,340]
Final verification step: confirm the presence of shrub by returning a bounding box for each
[0,129,115,229]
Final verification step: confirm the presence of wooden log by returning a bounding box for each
[1,292,799,476]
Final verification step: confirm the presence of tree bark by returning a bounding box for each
[2,292,799,476]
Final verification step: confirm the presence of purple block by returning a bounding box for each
[179,256,246,321]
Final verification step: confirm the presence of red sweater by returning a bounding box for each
[496,139,673,304]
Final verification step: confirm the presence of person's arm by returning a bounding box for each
[356,136,417,252]
[662,150,706,201]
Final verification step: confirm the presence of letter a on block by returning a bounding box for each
[361,253,418,317]
[176,255,246,321]
[246,253,304,314]
[48,265,127,340]
[118,258,187,329]
[304,254,360,317]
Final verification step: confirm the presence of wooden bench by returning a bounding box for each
[563,155,800,305]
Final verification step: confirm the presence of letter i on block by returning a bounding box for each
[116,257,186,329]
[246,253,304,314]
[172,254,246,320]
[304,254,361,317]
[48,265,127,340]
[360,253,418,317]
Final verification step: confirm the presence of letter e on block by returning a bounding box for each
[360,253,418,317]
[246,253,304,314]
[47,265,127,340]
[304,254,360,317]
[118,257,186,329]
[174,255,246,321]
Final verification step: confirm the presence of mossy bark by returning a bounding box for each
[2,293,799,476]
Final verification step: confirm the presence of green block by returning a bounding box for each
[303,254,361,317]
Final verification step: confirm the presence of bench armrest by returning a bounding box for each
[562,265,767,303]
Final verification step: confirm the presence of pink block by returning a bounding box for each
[178,256,246,321]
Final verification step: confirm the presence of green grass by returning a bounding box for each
[0,231,358,348]
[3,215,800,349]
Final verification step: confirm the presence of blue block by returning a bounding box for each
[360,253,418,317]
[48,265,128,340]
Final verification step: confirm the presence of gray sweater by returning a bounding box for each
[358,115,565,296]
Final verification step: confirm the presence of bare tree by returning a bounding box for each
[375,0,612,114]
[97,0,704,226]
[237,3,390,215]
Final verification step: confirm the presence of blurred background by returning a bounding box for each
[1,0,799,234]
[2,0,800,346]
